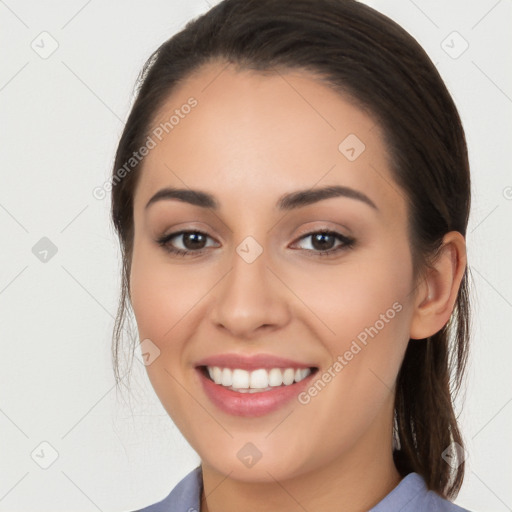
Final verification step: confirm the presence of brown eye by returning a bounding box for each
[156,230,217,256]
[179,232,208,250]
[292,230,355,256]
[310,232,336,251]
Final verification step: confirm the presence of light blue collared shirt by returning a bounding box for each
[132,465,474,512]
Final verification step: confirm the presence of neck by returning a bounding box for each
[199,415,402,512]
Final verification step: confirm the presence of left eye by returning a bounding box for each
[292,230,355,254]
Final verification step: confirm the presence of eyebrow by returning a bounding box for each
[145,185,378,212]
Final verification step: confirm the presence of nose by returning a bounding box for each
[209,245,291,340]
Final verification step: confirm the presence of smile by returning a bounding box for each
[203,366,314,393]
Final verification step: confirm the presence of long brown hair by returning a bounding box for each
[110,0,472,499]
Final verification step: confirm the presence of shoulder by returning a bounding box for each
[128,467,477,512]
[369,472,475,512]
[129,465,202,512]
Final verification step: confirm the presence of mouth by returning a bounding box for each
[193,353,320,416]
[197,365,319,393]
[196,364,319,416]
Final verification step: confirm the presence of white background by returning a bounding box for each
[0,1,510,511]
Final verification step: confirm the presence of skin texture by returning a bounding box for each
[129,61,467,512]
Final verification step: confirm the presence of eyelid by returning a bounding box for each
[290,220,353,240]
[293,222,352,239]
[160,229,219,249]
[156,224,355,258]
[158,223,352,245]
[289,227,355,252]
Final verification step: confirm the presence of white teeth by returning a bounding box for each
[249,369,268,389]
[212,366,222,383]
[221,368,232,387]
[268,368,283,387]
[283,368,295,385]
[206,366,313,392]
[296,368,310,381]
[232,369,250,388]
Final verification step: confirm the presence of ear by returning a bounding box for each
[409,231,467,340]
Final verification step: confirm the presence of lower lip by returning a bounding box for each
[196,367,317,417]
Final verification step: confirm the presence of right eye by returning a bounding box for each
[156,230,218,257]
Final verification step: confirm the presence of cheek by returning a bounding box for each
[288,241,413,349]
[129,242,200,343]
[129,243,205,430]
[285,244,413,453]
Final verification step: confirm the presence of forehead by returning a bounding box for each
[133,61,405,223]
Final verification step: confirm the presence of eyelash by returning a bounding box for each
[156,229,356,258]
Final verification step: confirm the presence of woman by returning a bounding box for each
[111,0,474,510]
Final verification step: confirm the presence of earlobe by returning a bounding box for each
[409,232,467,340]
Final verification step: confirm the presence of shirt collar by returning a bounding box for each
[161,466,445,512]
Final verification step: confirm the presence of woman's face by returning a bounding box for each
[129,61,418,482]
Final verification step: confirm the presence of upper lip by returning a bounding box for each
[195,353,317,371]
